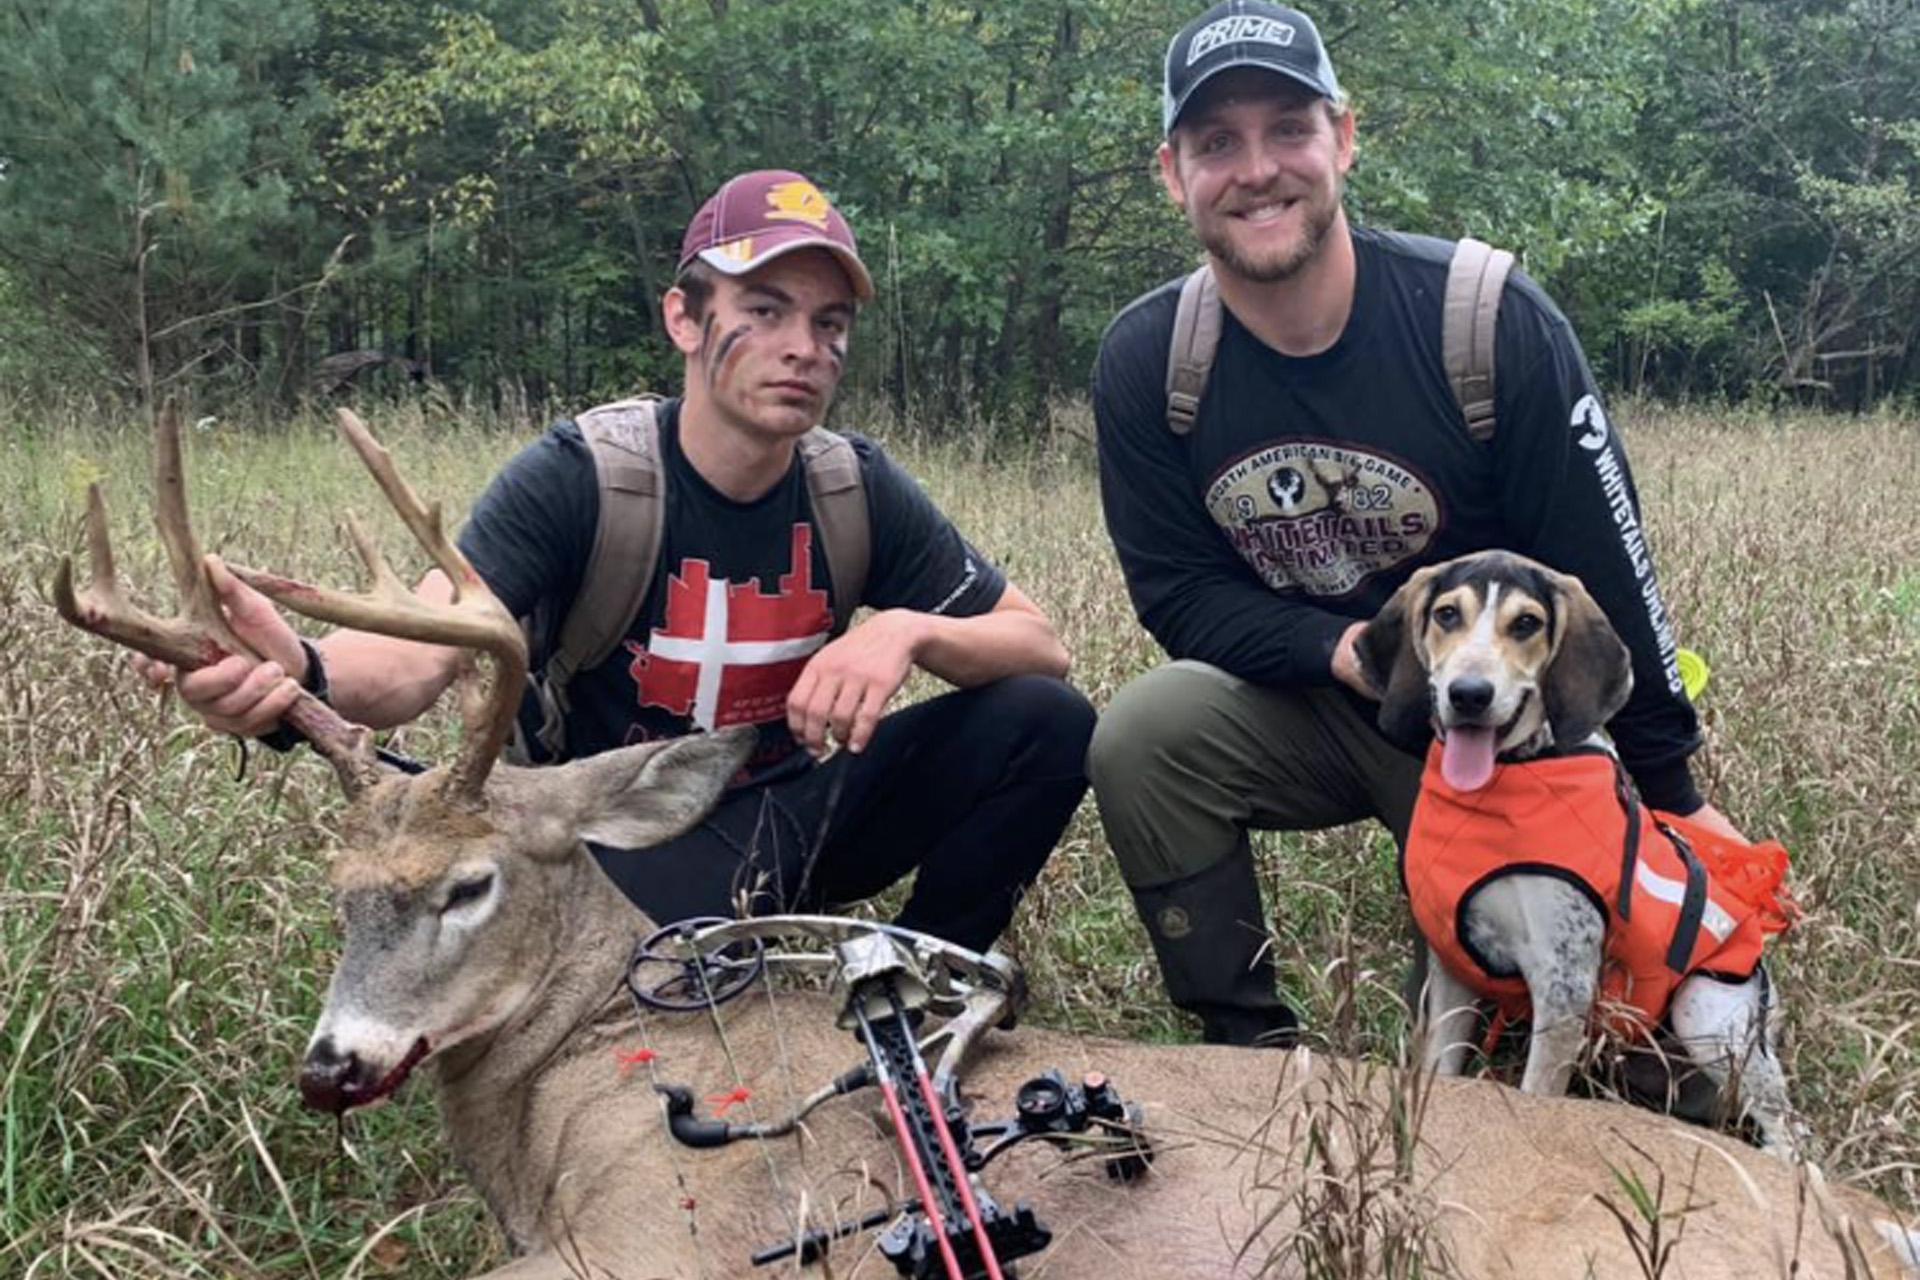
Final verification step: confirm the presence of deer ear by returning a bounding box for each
[1540,571,1633,748]
[1358,566,1439,752]
[564,727,757,851]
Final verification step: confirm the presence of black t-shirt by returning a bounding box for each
[458,399,1006,781]
[1092,226,1702,812]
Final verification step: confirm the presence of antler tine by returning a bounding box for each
[52,481,220,670]
[50,412,384,800]
[152,404,242,653]
[78,482,119,617]
[228,409,527,807]
[333,409,472,594]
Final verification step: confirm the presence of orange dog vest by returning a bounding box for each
[1404,746,1796,1032]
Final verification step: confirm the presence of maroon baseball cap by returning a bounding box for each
[676,170,875,302]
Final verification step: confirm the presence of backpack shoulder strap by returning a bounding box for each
[796,427,870,635]
[546,396,668,700]
[1443,237,1516,443]
[1166,265,1223,435]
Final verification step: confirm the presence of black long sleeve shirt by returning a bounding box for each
[1092,227,1703,813]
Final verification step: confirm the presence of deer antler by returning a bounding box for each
[225,409,528,808]
[51,405,385,798]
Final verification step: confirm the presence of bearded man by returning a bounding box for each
[1087,2,1735,1045]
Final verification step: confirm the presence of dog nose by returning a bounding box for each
[1448,678,1495,717]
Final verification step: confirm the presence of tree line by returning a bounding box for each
[2,0,1915,419]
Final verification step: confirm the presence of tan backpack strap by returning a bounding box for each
[543,397,667,731]
[1443,237,1516,443]
[1166,265,1223,435]
[797,427,869,635]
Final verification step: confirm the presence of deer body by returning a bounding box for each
[403,869,1914,1279]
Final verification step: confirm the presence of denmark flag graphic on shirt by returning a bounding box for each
[626,524,831,730]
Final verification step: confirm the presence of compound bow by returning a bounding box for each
[626,916,1153,1280]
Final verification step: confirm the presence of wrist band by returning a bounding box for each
[297,638,331,704]
[256,639,329,753]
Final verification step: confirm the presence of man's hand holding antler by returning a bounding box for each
[133,555,309,737]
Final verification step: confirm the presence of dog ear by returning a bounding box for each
[1357,566,1439,751]
[1541,570,1633,747]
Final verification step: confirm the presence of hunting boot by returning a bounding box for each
[1129,849,1298,1047]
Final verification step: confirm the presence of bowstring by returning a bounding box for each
[624,939,822,1278]
[625,1000,713,1279]
[689,921,808,1249]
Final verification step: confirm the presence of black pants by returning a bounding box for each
[591,675,1095,952]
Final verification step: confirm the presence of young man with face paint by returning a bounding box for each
[1085,3,1739,1044]
[141,170,1094,952]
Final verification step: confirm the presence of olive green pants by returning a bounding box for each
[1088,660,1423,890]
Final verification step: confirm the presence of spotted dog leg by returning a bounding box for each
[1668,967,1803,1156]
[1464,875,1605,1097]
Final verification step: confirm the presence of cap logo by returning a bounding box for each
[1187,15,1296,65]
[764,179,832,230]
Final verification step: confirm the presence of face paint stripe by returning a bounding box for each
[710,324,753,390]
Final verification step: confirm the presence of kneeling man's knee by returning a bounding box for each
[1088,661,1237,796]
[1088,662,1249,886]
[987,674,1095,774]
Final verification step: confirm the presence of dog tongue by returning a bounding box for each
[1441,726,1498,791]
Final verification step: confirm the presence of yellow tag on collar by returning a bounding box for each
[1677,648,1711,702]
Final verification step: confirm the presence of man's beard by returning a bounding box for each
[1195,187,1340,284]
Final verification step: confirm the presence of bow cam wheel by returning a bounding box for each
[627,918,768,1012]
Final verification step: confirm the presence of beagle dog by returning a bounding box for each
[1357,550,1799,1152]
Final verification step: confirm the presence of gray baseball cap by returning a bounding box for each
[1163,1,1343,134]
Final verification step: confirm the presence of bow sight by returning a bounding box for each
[627,916,1154,1280]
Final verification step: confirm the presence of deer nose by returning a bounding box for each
[300,1037,366,1114]
[1447,678,1496,717]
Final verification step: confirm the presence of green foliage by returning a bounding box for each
[649,0,1189,415]
[1,0,1916,411]
[1343,0,1674,273]
[1626,0,1920,402]
[1619,255,1747,393]
[0,0,329,398]
[319,0,696,399]
[0,264,92,399]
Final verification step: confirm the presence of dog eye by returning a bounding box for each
[1432,604,1462,629]
[443,874,495,913]
[1509,613,1544,639]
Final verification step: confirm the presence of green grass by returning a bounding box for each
[3,395,1918,1276]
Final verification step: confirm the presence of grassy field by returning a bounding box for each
[3,396,1918,1277]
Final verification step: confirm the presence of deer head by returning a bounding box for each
[301,729,751,1112]
[53,407,753,1114]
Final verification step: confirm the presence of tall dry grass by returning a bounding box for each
[2,396,1916,1276]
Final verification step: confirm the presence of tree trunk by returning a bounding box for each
[1026,6,1080,406]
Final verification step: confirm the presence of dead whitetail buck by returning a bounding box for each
[52,409,1920,1280]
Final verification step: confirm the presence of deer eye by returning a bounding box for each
[442,874,495,914]
[1509,612,1544,640]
